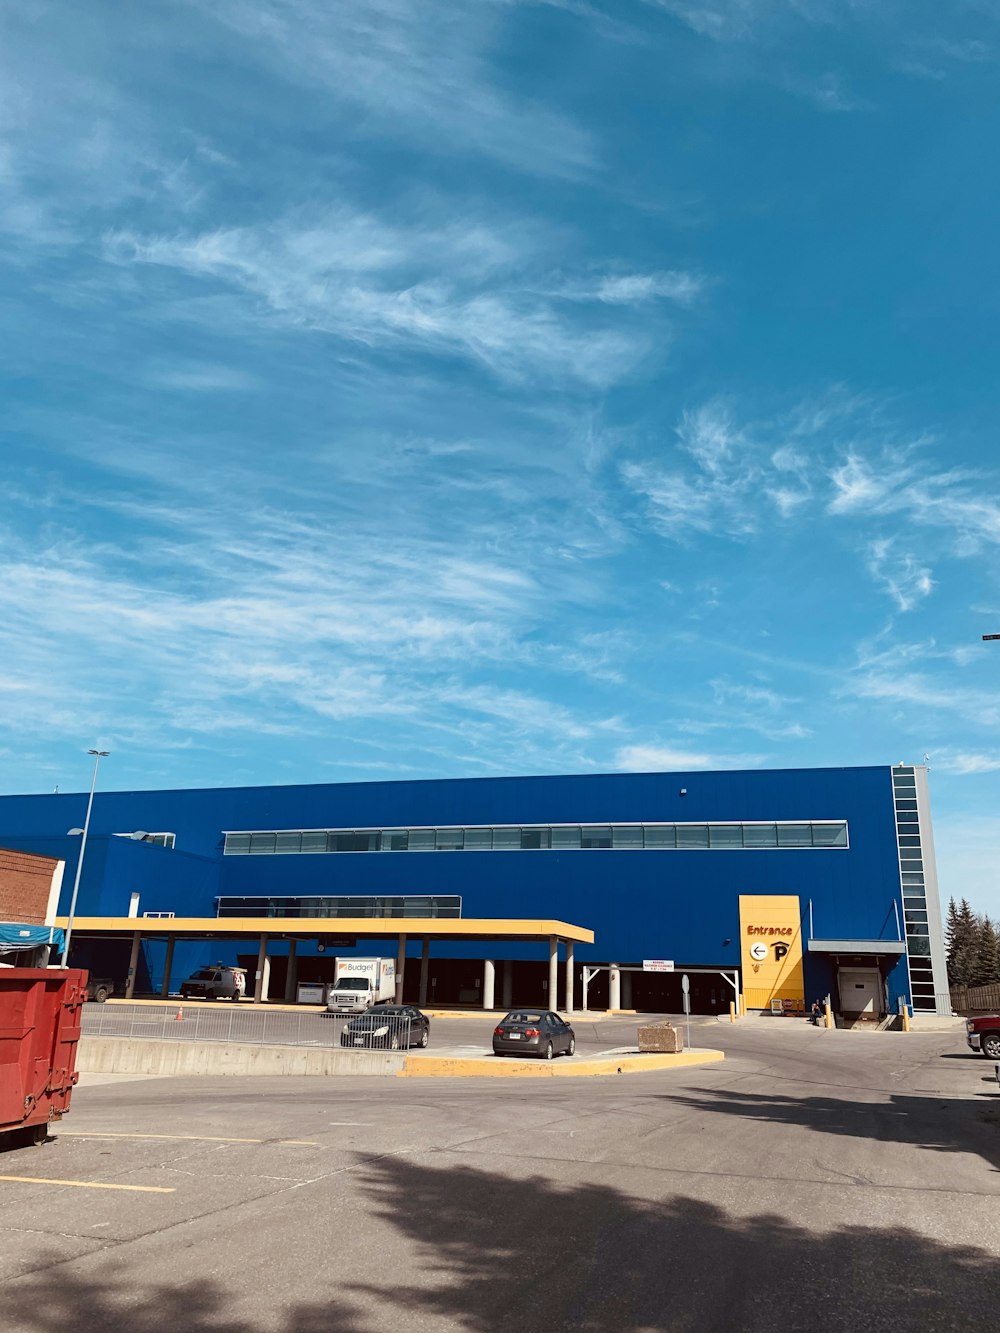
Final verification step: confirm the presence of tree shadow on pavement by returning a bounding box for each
[5,1153,1000,1333]
[660,1086,1000,1173]
[340,1154,999,1332]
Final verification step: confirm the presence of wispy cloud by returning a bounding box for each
[614,743,767,770]
[557,270,706,305]
[105,213,656,386]
[866,539,934,612]
[200,0,596,177]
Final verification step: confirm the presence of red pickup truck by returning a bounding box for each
[965,1014,1000,1060]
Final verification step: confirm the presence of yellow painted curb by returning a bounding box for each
[398,1049,724,1078]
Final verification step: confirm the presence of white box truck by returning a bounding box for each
[326,957,396,1014]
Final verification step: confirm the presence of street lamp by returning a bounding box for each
[60,749,110,967]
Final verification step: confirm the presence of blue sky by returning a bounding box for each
[4,2,1000,914]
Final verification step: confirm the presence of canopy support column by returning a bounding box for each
[125,931,142,1000]
[395,934,407,1003]
[253,935,270,1003]
[160,937,175,998]
[284,939,298,1003]
[419,938,430,1007]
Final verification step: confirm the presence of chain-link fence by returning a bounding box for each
[81,1003,414,1050]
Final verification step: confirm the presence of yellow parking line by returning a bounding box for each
[58,1132,318,1145]
[0,1175,175,1193]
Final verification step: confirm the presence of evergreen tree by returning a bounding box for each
[946,898,978,987]
[972,917,1000,987]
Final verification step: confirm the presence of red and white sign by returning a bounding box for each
[642,959,675,972]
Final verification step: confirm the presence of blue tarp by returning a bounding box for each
[0,922,65,956]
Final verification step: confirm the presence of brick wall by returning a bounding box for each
[0,846,65,925]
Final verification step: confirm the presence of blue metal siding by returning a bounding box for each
[0,765,910,997]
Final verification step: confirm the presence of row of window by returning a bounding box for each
[215,895,462,919]
[222,820,850,856]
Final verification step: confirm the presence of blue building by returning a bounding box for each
[0,763,948,1017]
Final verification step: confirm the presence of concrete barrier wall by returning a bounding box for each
[77,1036,405,1077]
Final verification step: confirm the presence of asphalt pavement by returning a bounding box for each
[2,1019,998,1331]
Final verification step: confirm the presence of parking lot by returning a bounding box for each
[80,1001,702,1061]
[3,1020,1000,1331]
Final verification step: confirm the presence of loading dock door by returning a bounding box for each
[838,967,882,1016]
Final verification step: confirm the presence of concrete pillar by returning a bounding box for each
[284,939,298,1003]
[160,936,175,998]
[621,970,633,1010]
[564,941,574,1014]
[125,931,142,999]
[548,936,559,1011]
[483,958,496,1010]
[253,935,270,1003]
[418,938,430,1007]
[609,963,621,1012]
[395,934,407,1003]
[502,959,513,1009]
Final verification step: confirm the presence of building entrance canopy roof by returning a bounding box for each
[56,916,594,945]
[806,938,906,956]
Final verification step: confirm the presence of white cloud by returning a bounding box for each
[200,0,596,177]
[615,743,767,770]
[866,538,934,612]
[572,271,705,305]
[105,214,648,386]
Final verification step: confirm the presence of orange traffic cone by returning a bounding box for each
[175,1007,184,1021]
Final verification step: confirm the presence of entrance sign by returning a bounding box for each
[643,959,674,972]
[738,894,805,1013]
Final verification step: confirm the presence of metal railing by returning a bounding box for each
[81,1003,413,1050]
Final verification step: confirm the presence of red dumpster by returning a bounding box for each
[0,968,87,1148]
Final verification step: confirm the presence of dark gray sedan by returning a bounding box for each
[340,1005,430,1050]
[493,1010,576,1059]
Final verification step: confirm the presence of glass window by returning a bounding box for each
[612,826,643,849]
[435,828,464,850]
[902,895,927,911]
[551,826,582,849]
[520,828,550,850]
[901,871,924,883]
[407,829,435,851]
[899,857,923,870]
[904,910,929,924]
[894,798,918,811]
[274,832,302,854]
[742,824,778,848]
[248,833,276,855]
[895,820,920,833]
[811,823,848,847]
[297,831,326,853]
[642,825,676,848]
[581,826,612,848]
[380,830,409,851]
[463,828,493,850]
[906,932,931,953]
[225,833,251,855]
[898,836,922,848]
[709,825,743,849]
[676,825,709,849]
[492,827,521,850]
[776,823,812,847]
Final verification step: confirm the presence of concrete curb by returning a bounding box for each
[399,1049,725,1078]
[76,1036,405,1077]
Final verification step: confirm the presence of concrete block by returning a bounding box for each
[636,1022,684,1053]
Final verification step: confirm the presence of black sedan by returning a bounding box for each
[340,1005,430,1051]
[493,1010,575,1059]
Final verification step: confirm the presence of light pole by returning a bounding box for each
[60,748,109,967]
